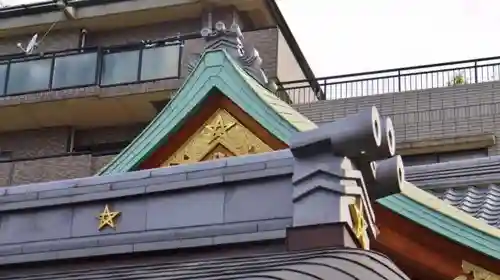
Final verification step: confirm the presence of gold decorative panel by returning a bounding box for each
[162,109,273,166]
[453,261,500,280]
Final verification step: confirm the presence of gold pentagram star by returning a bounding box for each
[349,198,368,249]
[97,204,121,231]
[205,115,236,144]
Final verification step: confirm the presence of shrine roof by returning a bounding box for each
[0,248,408,280]
[1,149,499,260]
[98,49,316,175]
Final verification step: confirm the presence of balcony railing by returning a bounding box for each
[278,55,500,104]
[0,37,184,97]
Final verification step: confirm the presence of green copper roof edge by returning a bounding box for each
[99,50,299,175]
[227,57,317,132]
[98,68,223,175]
[219,52,310,137]
[215,55,297,141]
[378,194,500,259]
[97,52,216,175]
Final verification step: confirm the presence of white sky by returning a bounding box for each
[4,0,500,77]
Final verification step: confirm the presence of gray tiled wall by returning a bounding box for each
[293,81,500,155]
[0,154,294,264]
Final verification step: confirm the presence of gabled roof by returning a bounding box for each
[0,248,409,280]
[3,149,499,261]
[99,49,316,175]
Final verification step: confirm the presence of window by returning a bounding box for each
[403,148,488,166]
[73,141,130,156]
[140,45,180,81]
[100,50,140,85]
[6,59,52,94]
[0,64,6,95]
[52,53,98,89]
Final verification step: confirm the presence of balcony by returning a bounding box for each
[278,55,500,104]
[0,36,187,132]
[0,26,293,133]
[0,39,182,97]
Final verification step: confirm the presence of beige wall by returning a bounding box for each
[0,31,81,56]
[276,29,315,104]
[0,124,142,186]
[276,29,305,82]
[0,154,114,186]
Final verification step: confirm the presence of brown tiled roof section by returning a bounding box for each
[1,248,409,280]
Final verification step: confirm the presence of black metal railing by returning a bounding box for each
[278,55,500,104]
[0,36,184,97]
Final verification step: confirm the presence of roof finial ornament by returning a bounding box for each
[187,11,276,92]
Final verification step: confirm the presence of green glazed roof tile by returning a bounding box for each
[98,50,313,175]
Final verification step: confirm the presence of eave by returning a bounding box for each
[264,0,321,96]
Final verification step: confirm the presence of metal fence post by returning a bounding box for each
[397,70,402,92]
[474,61,478,83]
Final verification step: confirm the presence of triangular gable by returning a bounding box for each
[146,106,277,168]
[98,49,316,175]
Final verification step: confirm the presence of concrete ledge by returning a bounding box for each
[0,219,289,265]
[0,151,294,212]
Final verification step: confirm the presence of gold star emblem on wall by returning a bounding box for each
[349,198,368,249]
[205,115,236,144]
[97,204,121,231]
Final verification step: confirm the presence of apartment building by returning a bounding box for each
[0,0,316,187]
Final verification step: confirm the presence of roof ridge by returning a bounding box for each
[0,247,408,280]
[407,155,500,174]
[98,48,315,175]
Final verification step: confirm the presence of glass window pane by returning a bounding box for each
[52,53,97,89]
[101,50,140,85]
[140,45,180,81]
[0,64,6,95]
[7,59,52,95]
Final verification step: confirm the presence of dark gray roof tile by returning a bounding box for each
[429,185,500,228]
[405,156,500,228]
[0,248,409,280]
